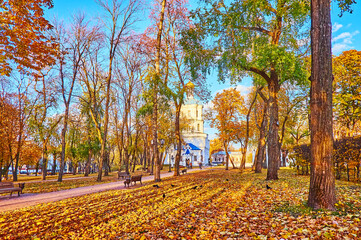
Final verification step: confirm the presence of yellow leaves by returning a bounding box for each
[1,169,361,239]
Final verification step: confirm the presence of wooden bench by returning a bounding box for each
[0,182,25,196]
[130,175,142,185]
[181,169,187,174]
[124,177,131,187]
[118,171,130,179]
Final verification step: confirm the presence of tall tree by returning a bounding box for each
[95,0,140,181]
[29,70,61,180]
[208,88,246,170]
[308,0,355,210]
[0,0,57,76]
[182,0,309,180]
[152,0,167,182]
[55,14,99,182]
[333,50,361,138]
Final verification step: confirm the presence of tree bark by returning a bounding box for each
[255,114,268,173]
[173,103,182,176]
[308,0,336,210]
[42,144,48,180]
[153,0,167,182]
[266,79,280,180]
[52,152,57,175]
[240,89,258,171]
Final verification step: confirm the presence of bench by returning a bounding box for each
[131,175,142,185]
[0,182,25,196]
[118,171,130,179]
[124,175,142,187]
[181,169,187,174]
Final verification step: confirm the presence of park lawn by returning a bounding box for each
[1,169,361,239]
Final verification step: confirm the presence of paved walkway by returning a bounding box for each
[0,168,206,213]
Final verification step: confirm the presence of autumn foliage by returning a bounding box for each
[0,0,57,76]
[1,169,361,239]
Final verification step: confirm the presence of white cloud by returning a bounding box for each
[332,32,352,42]
[332,30,359,55]
[332,23,343,33]
[332,43,349,54]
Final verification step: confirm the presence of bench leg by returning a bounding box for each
[18,191,20,196]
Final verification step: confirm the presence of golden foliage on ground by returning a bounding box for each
[1,169,361,239]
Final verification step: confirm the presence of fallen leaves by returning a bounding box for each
[0,169,361,239]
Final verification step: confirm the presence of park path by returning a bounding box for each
[0,168,207,213]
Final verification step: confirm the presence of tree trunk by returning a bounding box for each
[104,151,109,176]
[13,136,22,182]
[153,0,167,182]
[52,152,57,175]
[174,104,181,176]
[85,148,92,177]
[255,98,268,173]
[266,79,279,180]
[224,142,229,170]
[308,0,336,210]
[42,143,48,180]
[58,107,69,182]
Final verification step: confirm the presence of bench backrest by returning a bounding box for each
[118,172,129,176]
[0,182,14,189]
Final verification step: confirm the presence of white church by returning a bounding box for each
[165,82,210,167]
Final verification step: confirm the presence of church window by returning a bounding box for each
[196,110,198,118]
[197,124,200,131]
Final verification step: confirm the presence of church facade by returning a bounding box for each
[166,82,210,167]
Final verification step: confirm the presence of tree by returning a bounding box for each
[54,14,100,182]
[208,88,246,170]
[113,38,145,175]
[333,50,361,138]
[151,0,167,182]
[182,0,309,180]
[308,0,356,210]
[0,0,57,76]
[79,0,140,181]
[29,69,61,180]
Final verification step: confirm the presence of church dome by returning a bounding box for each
[185,81,195,89]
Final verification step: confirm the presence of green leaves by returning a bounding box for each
[182,0,309,86]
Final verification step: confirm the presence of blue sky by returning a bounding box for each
[47,0,361,140]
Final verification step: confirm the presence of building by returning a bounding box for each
[211,150,253,168]
[166,82,210,167]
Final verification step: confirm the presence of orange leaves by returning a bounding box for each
[0,0,57,76]
[1,169,361,239]
[209,88,247,145]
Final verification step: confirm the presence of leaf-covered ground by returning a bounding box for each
[1,168,361,239]
[22,174,118,194]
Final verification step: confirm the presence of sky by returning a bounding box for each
[46,0,361,140]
